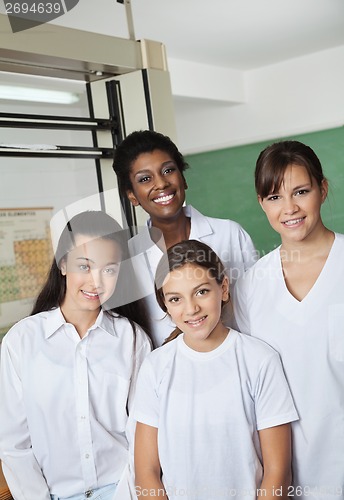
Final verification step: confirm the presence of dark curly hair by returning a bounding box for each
[113,130,189,196]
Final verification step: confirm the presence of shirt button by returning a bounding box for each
[85,453,89,459]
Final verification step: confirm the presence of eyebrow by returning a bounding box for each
[133,160,176,178]
[164,281,210,296]
[76,257,119,266]
[272,182,312,193]
[292,183,312,190]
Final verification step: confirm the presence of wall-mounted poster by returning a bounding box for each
[0,207,53,343]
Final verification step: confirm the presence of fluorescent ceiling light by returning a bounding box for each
[0,85,80,104]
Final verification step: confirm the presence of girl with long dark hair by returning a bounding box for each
[0,210,151,500]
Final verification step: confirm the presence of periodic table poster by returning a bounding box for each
[0,207,53,343]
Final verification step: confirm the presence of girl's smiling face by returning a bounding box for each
[162,263,229,351]
[127,149,187,222]
[258,164,328,245]
[60,234,121,316]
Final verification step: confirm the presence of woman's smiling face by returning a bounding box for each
[127,149,187,222]
[258,163,328,245]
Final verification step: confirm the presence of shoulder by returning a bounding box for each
[233,249,280,306]
[250,246,279,270]
[232,330,282,372]
[328,233,344,269]
[140,338,178,374]
[187,205,256,268]
[237,247,279,284]
[335,233,344,245]
[1,310,55,350]
[148,338,177,362]
[187,204,245,233]
[103,314,150,346]
[5,309,54,335]
[234,329,277,357]
[234,329,274,354]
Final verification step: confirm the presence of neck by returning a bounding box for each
[150,208,191,249]
[184,324,229,353]
[60,305,100,339]
[281,225,334,261]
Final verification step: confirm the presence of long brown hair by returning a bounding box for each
[31,211,150,336]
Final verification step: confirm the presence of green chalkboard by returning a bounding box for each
[185,126,344,254]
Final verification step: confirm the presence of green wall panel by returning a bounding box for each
[185,127,344,254]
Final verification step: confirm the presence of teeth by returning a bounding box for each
[82,291,99,297]
[284,218,303,226]
[153,194,174,203]
[187,316,206,325]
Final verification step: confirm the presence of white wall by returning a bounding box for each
[173,45,344,153]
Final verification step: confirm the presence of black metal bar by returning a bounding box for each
[0,145,113,159]
[106,79,136,236]
[86,82,105,211]
[0,112,113,131]
[142,69,154,131]
[106,80,125,146]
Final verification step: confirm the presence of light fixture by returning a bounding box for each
[0,85,80,104]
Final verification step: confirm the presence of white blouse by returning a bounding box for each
[0,308,151,499]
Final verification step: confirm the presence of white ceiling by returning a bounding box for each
[130,0,344,70]
[1,0,344,88]
[2,0,341,72]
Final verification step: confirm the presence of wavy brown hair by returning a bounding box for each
[154,239,228,344]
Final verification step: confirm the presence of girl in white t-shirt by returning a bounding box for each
[133,239,298,500]
[0,211,151,500]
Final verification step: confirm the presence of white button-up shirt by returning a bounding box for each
[0,308,151,499]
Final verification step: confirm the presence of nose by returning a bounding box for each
[89,269,103,289]
[154,173,169,190]
[185,297,201,316]
[283,197,299,215]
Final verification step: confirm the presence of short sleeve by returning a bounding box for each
[232,276,251,334]
[237,224,258,271]
[254,351,298,430]
[132,357,159,428]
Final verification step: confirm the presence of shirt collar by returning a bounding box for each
[94,310,118,336]
[44,307,67,339]
[146,204,213,240]
[45,308,116,339]
[184,204,214,239]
